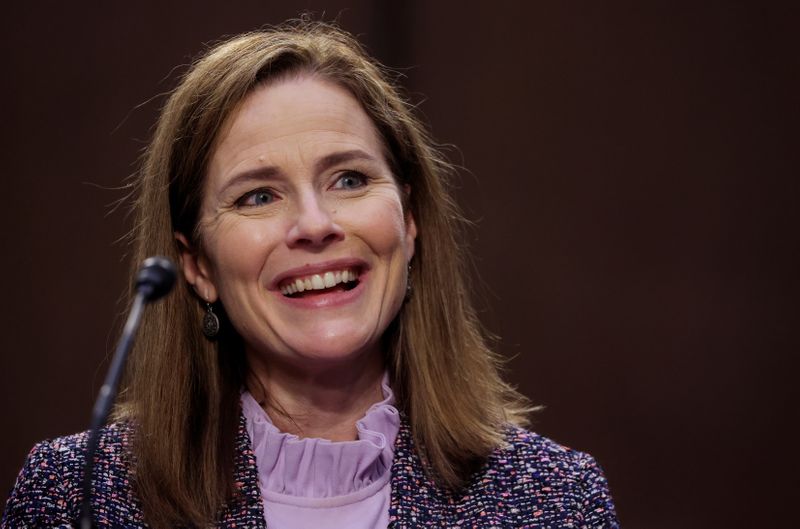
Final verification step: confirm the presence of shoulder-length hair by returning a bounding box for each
[118,19,531,528]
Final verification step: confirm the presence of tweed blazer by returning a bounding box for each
[2,415,618,528]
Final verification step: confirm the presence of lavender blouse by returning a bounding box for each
[240,378,400,529]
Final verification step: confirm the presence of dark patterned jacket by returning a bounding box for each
[2,415,619,528]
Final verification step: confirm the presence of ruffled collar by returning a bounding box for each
[240,375,400,499]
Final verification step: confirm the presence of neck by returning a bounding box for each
[246,349,385,442]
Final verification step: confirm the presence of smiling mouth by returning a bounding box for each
[279,268,361,298]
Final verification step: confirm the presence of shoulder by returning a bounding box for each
[471,425,619,527]
[495,425,604,480]
[2,423,139,528]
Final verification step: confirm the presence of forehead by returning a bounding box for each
[208,75,386,176]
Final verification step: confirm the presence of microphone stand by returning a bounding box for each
[79,257,175,529]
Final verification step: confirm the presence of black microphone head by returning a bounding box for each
[135,256,177,302]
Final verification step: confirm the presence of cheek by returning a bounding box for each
[204,218,279,286]
[347,194,409,255]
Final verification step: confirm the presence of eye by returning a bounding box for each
[332,171,368,190]
[236,188,276,208]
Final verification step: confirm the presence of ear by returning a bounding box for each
[175,232,218,303]
[403,186,417,261]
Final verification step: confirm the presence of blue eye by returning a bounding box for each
[333,171,367,190]
[237,189,275,207]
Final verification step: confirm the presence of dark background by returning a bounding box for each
[2,2,797,527]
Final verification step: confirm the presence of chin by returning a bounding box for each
[277,329,380,366]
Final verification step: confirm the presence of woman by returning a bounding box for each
[3,21,618,528]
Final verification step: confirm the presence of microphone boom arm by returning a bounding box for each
[79,257,175,529]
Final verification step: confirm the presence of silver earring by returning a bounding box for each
[202,302,219,338]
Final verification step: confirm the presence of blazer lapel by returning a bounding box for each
[215,414,267,528]
[389,417,450,528]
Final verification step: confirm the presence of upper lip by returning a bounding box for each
[270,258,368,289]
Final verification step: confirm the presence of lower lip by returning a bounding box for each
[276,273,367,309]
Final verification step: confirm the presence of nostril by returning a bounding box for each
[292,232,342,248]
[322,232,342,244]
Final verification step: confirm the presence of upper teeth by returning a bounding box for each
[280,269,359,296]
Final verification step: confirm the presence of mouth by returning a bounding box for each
[278,267,361,298]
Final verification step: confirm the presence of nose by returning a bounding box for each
[286,192,345,249]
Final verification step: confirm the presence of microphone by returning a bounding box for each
[135,256,177,302]
[79,257,176,529]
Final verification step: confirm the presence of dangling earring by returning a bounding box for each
[405,263,413,301]
[202,302,219,338]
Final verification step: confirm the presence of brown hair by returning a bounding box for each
[117,19,531,527]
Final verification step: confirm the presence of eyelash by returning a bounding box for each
[234,171,370,209]
[235,188,276,208]
[332,170,369,190]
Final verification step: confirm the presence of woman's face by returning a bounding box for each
[183,75,416,370]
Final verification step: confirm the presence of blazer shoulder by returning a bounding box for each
[2,423,137,528]
[487,425,619,527]
[499,425,596,472]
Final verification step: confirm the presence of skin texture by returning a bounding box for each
[178,75,416,440]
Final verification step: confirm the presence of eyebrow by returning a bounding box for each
[316,149,379,173]
[219,149,380,194]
